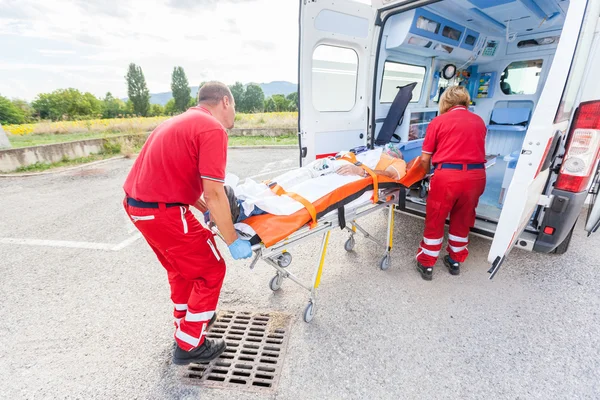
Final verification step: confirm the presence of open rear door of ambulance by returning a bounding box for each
[298,0,376,165]
[488,0,599,279]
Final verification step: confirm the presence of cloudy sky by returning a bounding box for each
[0,0,300,101]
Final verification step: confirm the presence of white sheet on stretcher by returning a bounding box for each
[234,190,375,238]
[233,148,383,217]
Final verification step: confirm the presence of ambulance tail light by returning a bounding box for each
[555,101,600,193]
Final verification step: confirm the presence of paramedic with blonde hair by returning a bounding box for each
[122,81,252,365]
[415,86,487,281]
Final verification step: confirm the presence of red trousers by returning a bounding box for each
[416,167,486,267]
[123,200,226,351]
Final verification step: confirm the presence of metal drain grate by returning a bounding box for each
[182,310,291,392]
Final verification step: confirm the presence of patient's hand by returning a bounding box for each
[336,164,364,176]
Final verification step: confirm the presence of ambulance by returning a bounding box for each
[297,0,600,275]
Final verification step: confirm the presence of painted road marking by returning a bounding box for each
[0,233,142,251]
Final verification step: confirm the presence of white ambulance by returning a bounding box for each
[297,0,600,276]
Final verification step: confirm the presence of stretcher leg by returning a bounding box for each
[380,205,394,271]
[304,231,330,323]
[344,221,357,252]
[352,222,383,247]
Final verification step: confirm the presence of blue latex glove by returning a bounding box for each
[228,238,253,260]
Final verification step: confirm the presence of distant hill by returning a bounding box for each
[129,81,298,106]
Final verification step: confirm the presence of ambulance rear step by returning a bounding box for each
[398,201,537,251]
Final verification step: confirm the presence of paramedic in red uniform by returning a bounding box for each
[122,82,253,364]
[415,86,487,280]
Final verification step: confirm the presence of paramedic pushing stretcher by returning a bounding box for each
[416,86,487,281]
[122,82,252,365]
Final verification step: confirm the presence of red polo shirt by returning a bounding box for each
[123,107,228,205]
[422,105,487,165]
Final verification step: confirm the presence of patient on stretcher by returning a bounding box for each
[205,145,406,224]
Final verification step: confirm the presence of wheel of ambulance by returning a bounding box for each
[380,254,391,271]
[277,252,292,268]
[269,274,283,292]
[344,236,356,252]
[303,301,315,323]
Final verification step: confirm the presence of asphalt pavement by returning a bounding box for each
[1,148,599,399]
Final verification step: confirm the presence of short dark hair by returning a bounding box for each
[197,81,233,106]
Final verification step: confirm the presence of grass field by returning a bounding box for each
[8,132,297,148]
[3,112,297,136]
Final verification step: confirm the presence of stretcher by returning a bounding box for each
[212,157,427,322]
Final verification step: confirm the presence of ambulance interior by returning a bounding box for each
[373,0,570,224]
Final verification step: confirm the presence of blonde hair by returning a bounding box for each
[439,85,470,114]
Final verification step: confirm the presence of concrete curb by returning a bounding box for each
[0,156,126,178]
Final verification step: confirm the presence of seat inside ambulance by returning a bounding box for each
[374,0,569,220]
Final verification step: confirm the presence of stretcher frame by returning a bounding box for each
[214,187,400,323]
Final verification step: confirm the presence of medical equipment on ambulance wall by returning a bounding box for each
[476,71,497,99]
[481,40,498,57]
[441,64,456,80]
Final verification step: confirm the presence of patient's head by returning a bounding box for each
[383,143,403,160]
[439,85,470,114]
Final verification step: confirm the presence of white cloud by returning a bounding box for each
[38,49,77,55]
[0,0,299,101]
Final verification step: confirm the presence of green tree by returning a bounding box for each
[286,92,298,112]
[229,82,245,110]
[31,88,101,121]
[126,63,150,116]
[83,92,103,117]
[272,94,290,112]
[102,92,126,118]
[164,98,177,115]
[171,66,191,113]
[188,97,196,109]
[149,104,165,117]
[0,95,26,124]
[264,97,276,113]
[31,93,54,120]
[11,99,34,122]
[242,84,265,113]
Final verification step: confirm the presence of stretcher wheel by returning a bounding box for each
[269,274,283,292]
[277,252,292,268]
[303,302,315,323]
[344,237,355,252]
[380,254,391,271]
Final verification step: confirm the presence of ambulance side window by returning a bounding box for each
[380,61,426,103]
[500,59,544,96]
[312,45,358,112]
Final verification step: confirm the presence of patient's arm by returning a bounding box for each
[336,164,399,179]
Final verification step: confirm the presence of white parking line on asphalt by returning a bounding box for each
[0,233,142,251]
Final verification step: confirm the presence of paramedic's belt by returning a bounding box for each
[127,197,187,208]
[436,163,485,171]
